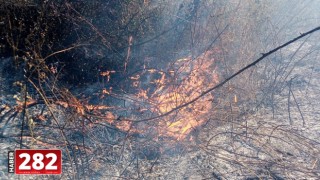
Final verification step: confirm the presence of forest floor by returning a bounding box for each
[0,47,320,179]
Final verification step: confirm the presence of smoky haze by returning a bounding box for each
[0,0,320,179]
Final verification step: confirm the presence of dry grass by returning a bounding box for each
[1,0,320,179]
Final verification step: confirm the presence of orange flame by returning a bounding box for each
[91,50,219,140]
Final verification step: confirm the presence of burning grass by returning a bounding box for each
[1,1,320,179]
[85,49,220,140]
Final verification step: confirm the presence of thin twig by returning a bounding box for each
[43,44,85,60]
[290,85,306,127]
[20,63,29,149]
[288,79,292,125]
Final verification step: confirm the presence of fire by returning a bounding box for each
[90,50,219,140]
[144,51,219,139]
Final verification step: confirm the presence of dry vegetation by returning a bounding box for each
[1,0,320,179]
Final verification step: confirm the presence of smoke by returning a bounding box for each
[1,0,320,179]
